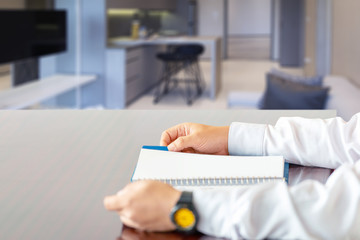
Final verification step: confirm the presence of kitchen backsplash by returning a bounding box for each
[107,8,188,38]
[108,9,166,38]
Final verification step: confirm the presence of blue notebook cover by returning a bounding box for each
[136,146,290,184]
[142,145,168,151]
[284,162,289,184]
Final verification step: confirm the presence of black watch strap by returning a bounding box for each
[178,191,193,204]
[171,191,199,232]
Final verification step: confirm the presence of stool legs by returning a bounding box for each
[194,61,205,95]
[153,60,205,105]
[154,62,175,103]
[183,60,205,105]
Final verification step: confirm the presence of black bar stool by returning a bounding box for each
[153,44,205,105]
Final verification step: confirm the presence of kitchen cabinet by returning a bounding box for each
[107,0,176,10]
[106,46,164,108]
[125,47,145,103]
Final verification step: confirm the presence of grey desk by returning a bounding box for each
[0,110,335,239]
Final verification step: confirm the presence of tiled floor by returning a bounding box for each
[127,59,303,110]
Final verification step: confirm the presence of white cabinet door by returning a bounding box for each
[125,47,144,104]
[126,46,165,104]
[106,46,164,108]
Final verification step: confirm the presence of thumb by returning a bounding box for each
[103,195,120,211]
[168,135,196,152]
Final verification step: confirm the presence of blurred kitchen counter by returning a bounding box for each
[106,35,222,108]
[107,35,222,49]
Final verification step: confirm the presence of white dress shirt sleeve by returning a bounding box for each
[229,113,360,169]
[193,113,360,239]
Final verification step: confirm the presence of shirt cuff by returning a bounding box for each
[192,189,234,238]
[228,122,266,156]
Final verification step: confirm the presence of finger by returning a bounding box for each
[160,130,171,146]
[182,147,196,153]
[104,195,125,211]
[160,125,185,146]
[160,124,188,146]
[120,215,144,230]
[121,215,174,233]
[168,135,196,152]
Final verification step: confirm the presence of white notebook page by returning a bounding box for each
[132,149,285,181]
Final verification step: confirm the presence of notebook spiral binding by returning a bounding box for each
[136,177,285,186]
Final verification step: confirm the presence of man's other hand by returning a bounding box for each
[160,123,229,155]
[104,180,181,232]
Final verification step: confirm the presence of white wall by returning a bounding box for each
[197,0,224,37]
[228,0,271,36]
[197,0,271,36]
[0,0,25,9]
[0,65,10,73]
[332,0,360,86]
[197,0,224,58]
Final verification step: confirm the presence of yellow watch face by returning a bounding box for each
[174,207,196,229]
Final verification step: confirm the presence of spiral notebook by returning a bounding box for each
[131,146,289,189]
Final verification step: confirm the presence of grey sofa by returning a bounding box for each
[228,75,360,121]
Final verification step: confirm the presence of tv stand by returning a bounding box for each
[0,74,96,109]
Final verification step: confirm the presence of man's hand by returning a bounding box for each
[104,180,181,232]
[160,123,230,155]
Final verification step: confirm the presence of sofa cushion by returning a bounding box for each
[258,72,324,109]
[270,68,323,86]
[262,75,330,109]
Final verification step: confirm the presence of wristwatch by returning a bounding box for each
[170,191,199,232]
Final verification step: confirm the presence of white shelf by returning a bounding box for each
[0,74,97,109]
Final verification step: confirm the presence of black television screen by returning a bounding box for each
[0,10,67,64]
